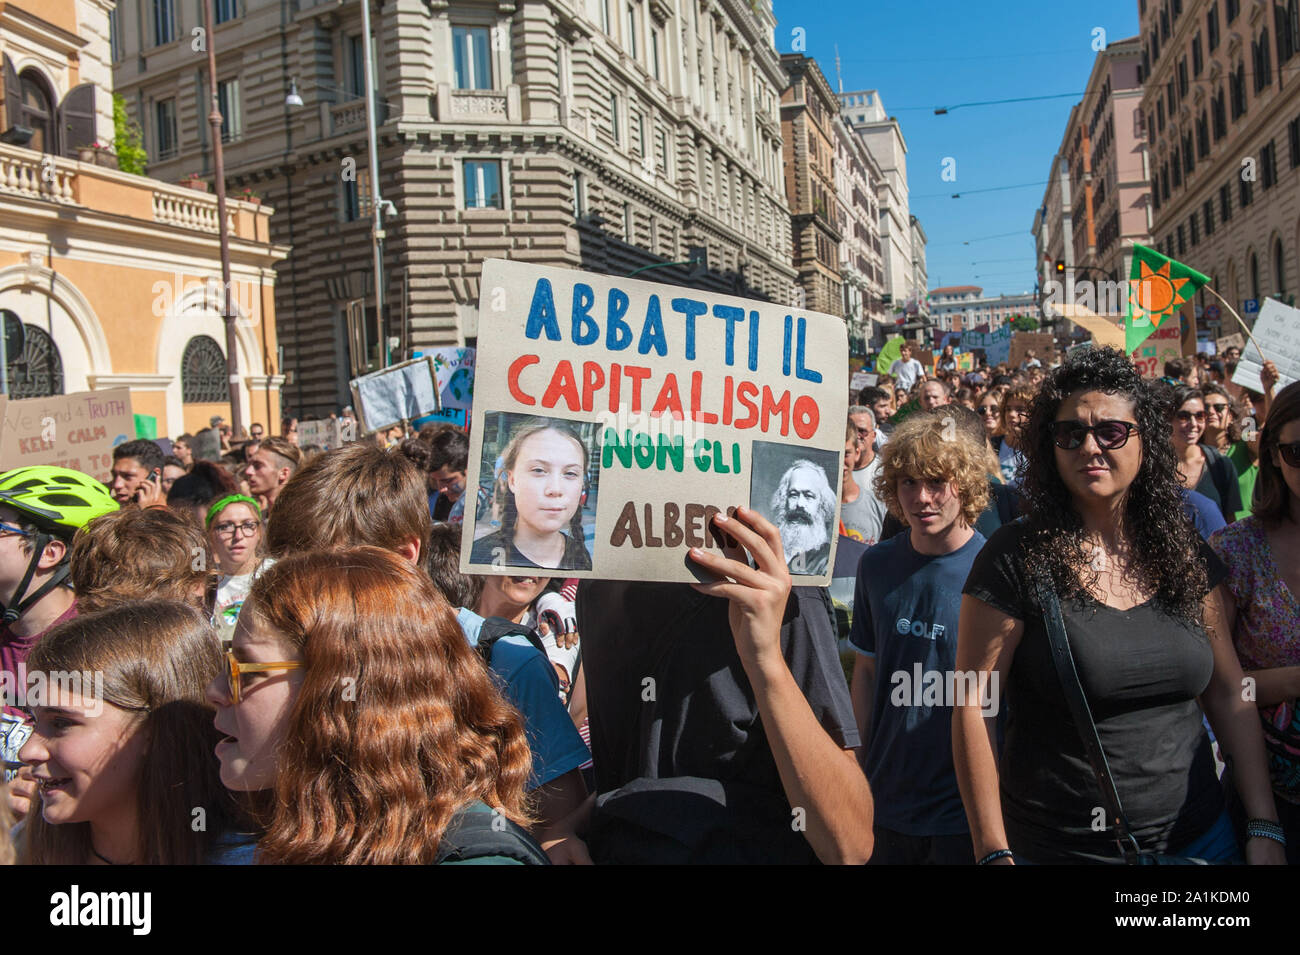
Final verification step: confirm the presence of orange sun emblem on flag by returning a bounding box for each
[1128,260,1191,328]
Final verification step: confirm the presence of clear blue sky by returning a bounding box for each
[772,0,1141,297]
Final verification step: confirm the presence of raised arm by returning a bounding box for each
[690,506,874,865]
[952,594,1021,863]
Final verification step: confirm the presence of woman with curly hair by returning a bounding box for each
[207,545,547,864]
[953,346,1284,865]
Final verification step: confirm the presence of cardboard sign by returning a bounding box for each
[955,352,974,372]
[1009,332,1055,369]
[0,388,133,482]
[460,259,848,583]
[191,427,222,462]
[1130,321,1182,379]
[297,418,357,449]
[849,370,877,392]
[427,347,476,411]
[963,326,1012,365]
[349,356,440,432]
[1215,333,1245,355]
[1231,299,1300,394]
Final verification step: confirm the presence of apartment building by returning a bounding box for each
[111,0,797,416]
[832,111,886,353]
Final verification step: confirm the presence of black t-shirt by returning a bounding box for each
[576,581,860,863]
[469,530,592,571]
[962,521,1229,863]
[1193,445,1242,522]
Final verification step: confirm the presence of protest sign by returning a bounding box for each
[1231,299,1300,394]
[461,258,848,583]
[191,427,222,462]
[1009,332,1055,369]
[849,370,877,392]
[426,347,476,411]
[955,352,974,372]
[1215,332,1245,354]
[414,407,468,429]
[963,326,1011,365]
[298,418,358,449]
[0,388,133,482]
[349,356,440,432]
[1130,321,1182,379]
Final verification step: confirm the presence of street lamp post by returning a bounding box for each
[203,0,242,437]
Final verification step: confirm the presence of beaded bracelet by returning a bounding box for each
[1246,819,1286,847]
[977,849,1014,866]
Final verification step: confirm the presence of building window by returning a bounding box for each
[345,34,368,98]
[1178,57,1189,96]
[651,28,662,81]
[1281,0,1300,64]
[627,3,639,58]
[214,0,239,24]
[1171,148,1182,187]
[453,26,492,90]
[18,71,56,154]
[1204,198,1215,235]
[656,127,669,176]
[1261,139,1277,188]
[601,0,611,34]
[1193,33,1203,75]
[154,98,177,159]
[1253,30,1273,92]
[341,167,371,222]
[1197,112,1210,157]
[623,201,633,242]
[1291,114,1300,167]
[5,324,63,399]
[571,171,585,217]
[1220,181,1232,221]
[152,0,176,46]
[1208,2,1220,50]
[216,78,241,142]
[1240,173,1254,207]
[181,336,228,403]
[464,160,503,209]
[1212,88,1227,138]
[109,8,122,63]
[1189,211,1199,246]
[609,91,620,143]
[1230,63,1247,119]
[1250,252,1259,299]
[1227,0,1239,22]
[1276,238,1288,295]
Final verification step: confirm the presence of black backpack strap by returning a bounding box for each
[435,804,551,865]
[1033,574,1141,863]
[476,616,550,661]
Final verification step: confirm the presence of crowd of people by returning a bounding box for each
[1,338,1297,866]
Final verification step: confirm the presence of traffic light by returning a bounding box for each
[1055,259,1065,275]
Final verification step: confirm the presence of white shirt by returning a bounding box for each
[890,357,924,392]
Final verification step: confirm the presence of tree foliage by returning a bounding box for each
[113,93,148,175]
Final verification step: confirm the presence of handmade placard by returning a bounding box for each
[460,259,848,583]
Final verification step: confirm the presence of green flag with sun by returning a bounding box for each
[1125,244,1211,354]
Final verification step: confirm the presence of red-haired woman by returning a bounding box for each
[206,546,547,864]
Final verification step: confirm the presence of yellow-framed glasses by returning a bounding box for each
[224,649,303,705]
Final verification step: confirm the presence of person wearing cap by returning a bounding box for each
[205,494,273,645]
[0,466,119,817]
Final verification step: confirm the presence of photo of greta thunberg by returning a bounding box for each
[469,413,600,572]
[750,440,840,575]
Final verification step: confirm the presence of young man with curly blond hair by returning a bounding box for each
[848,407,994,865]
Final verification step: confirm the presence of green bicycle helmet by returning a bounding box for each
[0,466,119,625]
[0,465,119,537]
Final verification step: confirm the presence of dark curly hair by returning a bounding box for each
[1018,346,1208,624]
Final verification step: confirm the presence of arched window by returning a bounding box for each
[181,335,228,403]
[1274,238,1287,297]
[1249,252,1260,300]
[19,69,56,154]
[6,324,64,398]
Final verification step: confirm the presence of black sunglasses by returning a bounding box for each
[1051,420,1140,451]
[1278,441,1300,469]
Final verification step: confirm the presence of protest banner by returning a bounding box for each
[1231,298,1300,394]
[849,370,877,392]
[426,347,476,410]
[1130,321,1182,379]
[0,388,133,482]
[1215,332,1245,354]
[1009,332,1055,369]
[349,356,440,432]
[963,325,1011,365]
[461,258,848,584]
[298,418,359,449]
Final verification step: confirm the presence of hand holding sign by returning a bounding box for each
[688,506,791,671]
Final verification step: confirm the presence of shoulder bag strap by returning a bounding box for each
[1032,574,1142,863]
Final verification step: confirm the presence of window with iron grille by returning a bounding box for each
[5,324,63,399]
[182,336,228,403]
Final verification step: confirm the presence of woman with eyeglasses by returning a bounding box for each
[1167,384,1242,523]
[1209,381,1300,861]
[207,546,546,864]
[17,602,252,864]
[1201,382,1259,521]
[954,347,1284,864]
[206,494,274,644]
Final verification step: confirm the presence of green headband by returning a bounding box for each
[205,494,262,528]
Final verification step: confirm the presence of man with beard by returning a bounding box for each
[771,460,838,575]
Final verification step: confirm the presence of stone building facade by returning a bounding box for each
[111,0,796,416]
[779,53,841,317]
[832,111,886,354]
[1141,0,1300,332]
